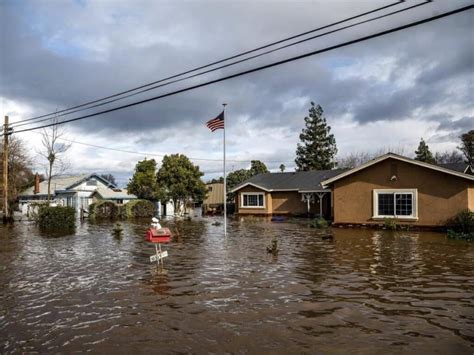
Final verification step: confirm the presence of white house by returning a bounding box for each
[18,174,137,215]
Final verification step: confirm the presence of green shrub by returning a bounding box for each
[125,199,156,218]
[38,205,75,231]
[447,229,474,241]
[383,218,398,231]
[89,201,119,220]
[310,217,329,229]
[447,209,474,234]
[447,210,474,241]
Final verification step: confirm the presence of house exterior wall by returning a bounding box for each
[271,191,330,216]
[71,178,110,192]
[468,187,474,211]
[204,183,224,205]
[235,186,331,217]
[235,186,272,215]
[332,158,473,226]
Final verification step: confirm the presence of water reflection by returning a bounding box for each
[0,219,473,353]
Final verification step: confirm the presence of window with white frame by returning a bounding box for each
[241,192,265,208]
[373,189,417,219]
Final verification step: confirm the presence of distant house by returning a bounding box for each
[18,174,136,215]
[91,187,137,205]
[230,170,346,218]
[321,153,474,227]
[203,183,224,214]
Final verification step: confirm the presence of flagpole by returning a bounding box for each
[222,103,227,237]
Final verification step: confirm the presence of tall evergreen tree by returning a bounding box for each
[295,102,337,171]
[458,130,474,167]
[414,138,435,164]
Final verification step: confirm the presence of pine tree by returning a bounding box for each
[295,102,337,171]
[414,138,435,164]
[458,130,474,167]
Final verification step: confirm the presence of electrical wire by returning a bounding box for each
[27,131,296,164]
[10,0,429,129]
[10,0,405,127]
[7,4,471,136]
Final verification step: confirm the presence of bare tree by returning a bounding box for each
[0,136,34,211]
[38,118,71,202]
[337,146,409,169]
[337,152,373,169]
[434,150,464,164]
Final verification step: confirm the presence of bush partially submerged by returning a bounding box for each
[310,217,329,229]
[447,210,474,241]
[125,199,156,218]
[88,199,156,220]
[89,201,120,219]
[38,205,76,231]
[383,218,398,231]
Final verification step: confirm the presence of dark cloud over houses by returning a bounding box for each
[0,0,472,177]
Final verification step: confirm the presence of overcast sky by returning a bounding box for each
[1,0,473,186]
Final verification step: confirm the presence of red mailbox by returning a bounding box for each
[146,227,172,243]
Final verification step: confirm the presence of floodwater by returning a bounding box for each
[1,218,473,354]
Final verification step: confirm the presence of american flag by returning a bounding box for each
[206,110,225,132]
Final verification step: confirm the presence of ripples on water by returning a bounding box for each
[0,218,473,353]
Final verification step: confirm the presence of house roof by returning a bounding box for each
[230,169,347,193]
[438,163,473,174]
[321,153,474,187]
[19,173,118,197]
[93,187,137,200]
[20,175,88,196]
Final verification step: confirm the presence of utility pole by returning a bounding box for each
[2,115,10,223]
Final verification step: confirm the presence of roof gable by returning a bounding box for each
[66,174,117,190]
[230,169,347,193]
[322,153,474,186]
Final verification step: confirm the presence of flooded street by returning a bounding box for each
[1,218,473,354]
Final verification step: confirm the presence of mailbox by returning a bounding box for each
[146,227,171,243]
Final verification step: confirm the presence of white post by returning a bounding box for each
[223,103,227,237]
[317,192,326,218]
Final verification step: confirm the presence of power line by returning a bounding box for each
[7,4,473,136]
[29,131,296,164]
[10,0,404,127]
[10,0,428,129]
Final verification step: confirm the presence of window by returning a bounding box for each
[373,189,417,219]
[86,179,97,186]
[241,193,265,208]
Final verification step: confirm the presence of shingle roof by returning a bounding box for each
[231,169,347,192]
[20,175,88,196]
[438,163,470,173]
[94,187,137,200]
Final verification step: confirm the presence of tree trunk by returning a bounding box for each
[47,160,53,203]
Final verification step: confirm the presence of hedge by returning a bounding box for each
[447,210,474,241]
[38,205,76,231]
[89,201,121,220]
[125,199,156,218]
[88,199,156,220]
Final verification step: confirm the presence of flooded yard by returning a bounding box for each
[1,218,473,354]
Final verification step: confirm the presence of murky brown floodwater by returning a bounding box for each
[1,217,473,354]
